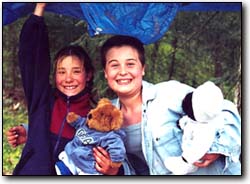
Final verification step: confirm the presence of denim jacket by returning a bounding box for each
[113,80,241,175]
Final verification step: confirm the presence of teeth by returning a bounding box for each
[117,79,131,84]
[65,86,76,90]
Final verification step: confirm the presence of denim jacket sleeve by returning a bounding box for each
[208,99,241,174]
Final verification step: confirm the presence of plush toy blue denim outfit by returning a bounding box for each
[56,116,126,175]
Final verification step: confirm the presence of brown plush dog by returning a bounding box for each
[66,98,124,168]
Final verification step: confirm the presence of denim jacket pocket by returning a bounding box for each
[152,124,182,157]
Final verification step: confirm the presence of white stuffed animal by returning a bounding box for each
[164,81,224,175]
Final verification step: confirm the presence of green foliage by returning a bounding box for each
[3,18,25,91]
[3,91,27,175]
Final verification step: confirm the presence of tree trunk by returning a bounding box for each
[151,42,159,81]
[8,24,18,91]
[214,41,223,78]
[168,37,177,80]
[234,48,241,115]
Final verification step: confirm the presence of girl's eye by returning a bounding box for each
[73,70,82,74]
[57,70,65,74]
[111,64,119,68]
[127,62,135,67]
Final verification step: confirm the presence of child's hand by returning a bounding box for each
[34,3,47,17]
[110,161,122,168]
[193,153,221,168]
[6,125,27,148]
[93,146,120,175]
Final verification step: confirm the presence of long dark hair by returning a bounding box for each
[53,45,95,93]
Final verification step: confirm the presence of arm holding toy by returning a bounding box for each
[99,130,126,168]
[93,147,121,174]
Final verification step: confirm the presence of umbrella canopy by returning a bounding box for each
[3,2,241,44]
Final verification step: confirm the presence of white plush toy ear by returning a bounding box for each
[164,156,198,175]
[192,81,224,123]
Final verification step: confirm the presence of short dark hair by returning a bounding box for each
[101,35,145,68]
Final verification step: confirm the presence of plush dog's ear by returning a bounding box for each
[98,98,112,106]
[110,108,123,130]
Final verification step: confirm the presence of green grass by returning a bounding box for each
[2,96,27,175]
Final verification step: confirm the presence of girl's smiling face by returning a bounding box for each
[104,46,145,97]
[55,55,89,97]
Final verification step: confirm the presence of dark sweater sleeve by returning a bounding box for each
[18,14,51,115]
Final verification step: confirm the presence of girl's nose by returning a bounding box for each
[119,65,128,75]
[65,72,73,82]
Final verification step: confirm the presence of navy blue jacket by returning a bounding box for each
[13,14,55,175]
[13,14,91,175]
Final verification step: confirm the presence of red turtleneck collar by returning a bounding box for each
[50,89,92,139]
